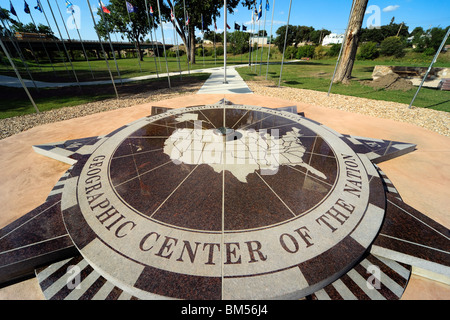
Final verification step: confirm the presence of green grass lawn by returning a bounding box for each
[1,48,449,119]
[0,72,210,118]
[0,54,245,83]
[237,53,450,112]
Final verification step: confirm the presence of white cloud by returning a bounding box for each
[382,5,400,12]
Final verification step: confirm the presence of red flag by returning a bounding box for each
[226,23,231,29]
[99,0,110,14]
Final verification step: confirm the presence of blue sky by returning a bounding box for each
[4,0,450,43]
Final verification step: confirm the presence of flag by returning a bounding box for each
[201,14,204,32]
[126,1,136,13]
[149,5,153,16]
[99,0,110,14]
[234,22,240,31]
[10,1,17,16]
[214,19,217,31]
[34,0,43,12]
[257,0,262,21]
[242,25,247,31]
[24,0,30,14]
[65,0,74,13]
[185,13,189,25]
[266,0,269,11]
[226,23,230,30]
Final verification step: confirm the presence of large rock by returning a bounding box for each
[372,65,450,80]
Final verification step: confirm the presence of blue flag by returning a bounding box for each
[65,0,74,13]
[9,1,17,16]
[257,0,262,21]
[266,0,269,11]
[126,1,136,13]
[24,0,30,14]
[34,0,43,12]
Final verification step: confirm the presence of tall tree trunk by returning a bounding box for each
[333,0,368,84]
[136,38,143,61]
[189,27,196,64]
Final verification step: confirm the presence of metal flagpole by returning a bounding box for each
[250,3,255,69]
[38,0,70,75]
[156,0,171,88]
[408,27,450,109]
[98,1,123,85]
[125,1,142,72]
[214,19,216,66]
[13,7,42,71]
[86,0,119,99]
[150,13,162,72]
[0,37,39,113]
[255,2,261,73]
[247,11,252,66]
[182,0,190,74]
[171,6,181,77]
[54,0,73,46]
[46,0,81,88]
[201,14,205,66]
[277,0,291,87]
[69,7,95,79]
[259,0,267,75]
[143,0,158,78]
[265,0,274,80]
[223,0,228,84]
[327,0,355,96]
[28,9,56,74]
[1,17,39,90]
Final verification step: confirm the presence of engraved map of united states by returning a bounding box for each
[163,113,326,183]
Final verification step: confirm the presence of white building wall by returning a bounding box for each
[322,33,344,46]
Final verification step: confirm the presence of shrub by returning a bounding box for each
[380,36,405,58]
[357,42,379,60]
[166,50,177,57]
[214,46,224,56]
[422,47,436,56]
[314,45,326,59]
[284,46,297,59]
[296,45,315,59]
[327,43,341,57]
[196,47,208,56]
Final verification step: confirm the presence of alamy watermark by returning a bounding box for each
[66,265,81,290]
[366,264,381,290]
[66,4,81,30]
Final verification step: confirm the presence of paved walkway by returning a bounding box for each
[0,64,253,94]
[196,65,252,94]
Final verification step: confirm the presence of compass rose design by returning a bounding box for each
[0,99,448,300]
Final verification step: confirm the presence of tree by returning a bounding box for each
[161,0,241,64]
[357,41,379,60]
[274,25,295,51]
[310,29,331,45]
[333,0,369,84]
[380,36,405,58]
[228,31,250,54]
[96,0,153,61]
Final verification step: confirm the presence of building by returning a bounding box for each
[322,33,344,46]
[250,36,269,46]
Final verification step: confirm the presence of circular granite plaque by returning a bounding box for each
[61,103,386,299]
